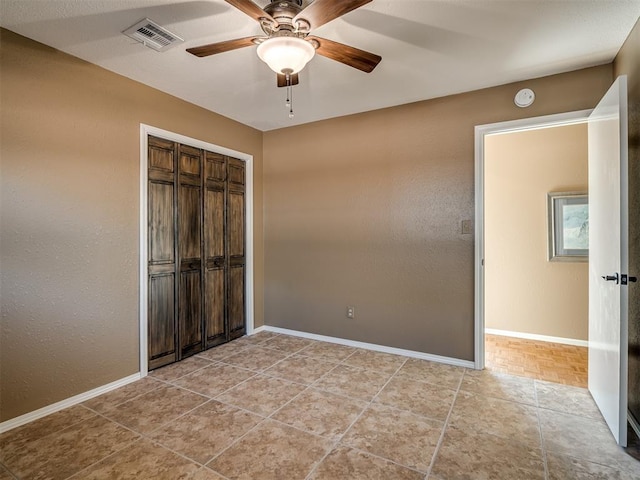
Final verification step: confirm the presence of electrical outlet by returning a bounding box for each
[461,219,473,235]
[346,306,355,319]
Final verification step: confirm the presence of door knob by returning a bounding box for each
[602,273,619,284]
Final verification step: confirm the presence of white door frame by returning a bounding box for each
[138,124,255,377]
[474,109,592,369]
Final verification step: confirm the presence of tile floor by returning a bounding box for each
[1,331,639,479]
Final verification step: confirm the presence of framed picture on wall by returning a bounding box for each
[547,191,588,262]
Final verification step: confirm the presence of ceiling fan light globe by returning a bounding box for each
[256,37,315,74]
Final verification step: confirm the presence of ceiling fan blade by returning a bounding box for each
[277,73,300,88]
[294,0,372,30]
[186,36,260,57]
[225,0,277,26]
[307,36,381,73]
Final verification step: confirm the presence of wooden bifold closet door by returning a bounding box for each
[147,135,246,370]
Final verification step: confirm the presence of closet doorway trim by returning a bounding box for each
[138,124,255,376]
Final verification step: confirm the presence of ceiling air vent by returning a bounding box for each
[123,18,184,52]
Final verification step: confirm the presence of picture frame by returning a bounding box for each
[547,191,588,262]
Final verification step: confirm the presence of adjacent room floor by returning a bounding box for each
[484,334,588,387]
[1,331,638,479]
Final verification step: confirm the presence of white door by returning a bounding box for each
[588,75,629,446]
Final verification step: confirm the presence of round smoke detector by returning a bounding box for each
[514,88,535,107]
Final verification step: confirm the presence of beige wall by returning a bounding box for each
[0,29,264,421]
[613,17,640,425]
[484,124,588,340]
[263,65,612,360]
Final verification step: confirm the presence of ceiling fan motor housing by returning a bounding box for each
[262,1,309,35]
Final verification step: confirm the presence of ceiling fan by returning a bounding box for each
[186,0,382,88]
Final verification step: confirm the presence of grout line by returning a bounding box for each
[70,399,249,479]
[65,436,144,479]
[191,465,234,480]
[425,368,466,478]
[533,381,550,480]
[0,461,19,479]
[304,357,410,479]
[81,381,167,413]
[203,416,270,468]
[9,333,596,479]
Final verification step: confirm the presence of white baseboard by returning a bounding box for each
[260,326,475,369]
[485,328,588,347]
[0,373,142,434]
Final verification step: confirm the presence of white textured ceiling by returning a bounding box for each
[1,0,639,131]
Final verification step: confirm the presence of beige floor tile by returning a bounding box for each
[148,400,262,464]
[207,419,332,480]
[535,380,602,420]
[264,354,337,384]
[216,374,306,416]
[3,416,139,480]
[309,445,424,480]
[174,363,256,397]
[449,390,541,447]
[298,342,357,362]
[546,452,632,480]
[460,369,537,405]
[0,405,95,461]
[190,466,228,480]
[220,346,290,371]
[431,425,545,480]
[150,356,214,382]
[375,376,456,421]
[342,403,443,472]
[272,388,366,440]
[343,350,407,374]
[314,364,392,401]
[82,377,163,413]
[0,465,13,480]
[230,331,281,347]
[262,335,315,353]
[103,385,208,434]
[196,342,251,362]
[71,438,200,479]
[539,409,640,476]
[395,358,465,389]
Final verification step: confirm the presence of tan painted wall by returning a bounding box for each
[0,29,264,421]
[263,65,612,361]
[484,124,588,340]
[613,17,640,425]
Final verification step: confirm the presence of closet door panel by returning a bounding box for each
[227,157,245,337]
[178,144,203,357]
[179,270,202,356]
[204,152,227,347]
[149,136,175,174]
[149,182,174,264]
[179,185,201,261]
[148,136,178,369]
[229,265,245,336]
[228,191,244,257]
[205,188,225,259]
[148,273,176,369]
[204,187,226,346]
[205,268,226,343]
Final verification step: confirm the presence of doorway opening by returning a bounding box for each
[474,110,592,386]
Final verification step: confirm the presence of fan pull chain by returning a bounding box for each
[288,85,294,119]
[285,73,294,119]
